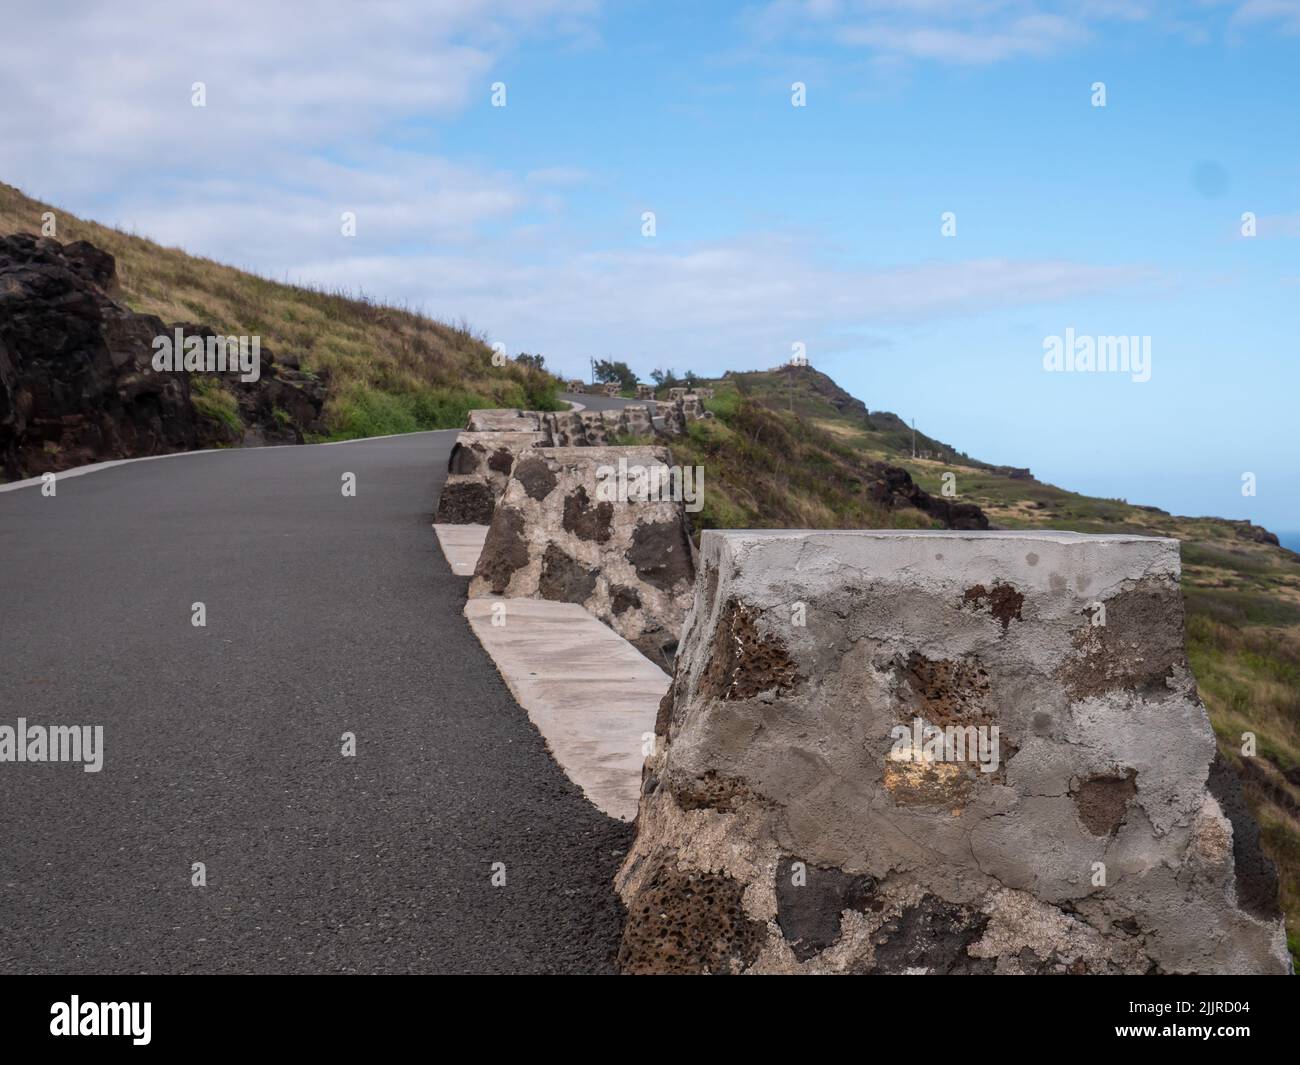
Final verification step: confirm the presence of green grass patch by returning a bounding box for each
[189,377,242,433]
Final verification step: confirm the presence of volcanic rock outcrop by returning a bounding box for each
[469,446,697,670]
[867,464,989,530]
[0,233,325,479]
[617,530,1289,975]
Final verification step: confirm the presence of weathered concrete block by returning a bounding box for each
[636,384,655,400]
[657,394,712,436]
[469,446,697,670]
[622,405,654,437]
[434,431,548,524]
[679,394,705,422]
[465,408,545,432]
[567,379,586,393]
[579,411,617,446]
[618,530,1289,975]
[542,410,588,447]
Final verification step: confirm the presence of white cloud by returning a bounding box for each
[0,1,597,212]
[0,0,1158,387]
[1231,0,1300,34]
[284,235,1156,377]
[838,14,1086,62]
[742,1,1279,64]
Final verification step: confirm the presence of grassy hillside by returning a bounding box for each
[672,367,1300,959]
[0,182,561,439]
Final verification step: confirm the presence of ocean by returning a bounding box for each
[1277,531,1300,554]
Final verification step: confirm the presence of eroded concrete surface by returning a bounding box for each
[617,530,1290,975]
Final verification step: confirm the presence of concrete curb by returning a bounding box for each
[464,598,668,821]
[433,523,488,576]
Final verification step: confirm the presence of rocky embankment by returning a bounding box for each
[0,234,326,480]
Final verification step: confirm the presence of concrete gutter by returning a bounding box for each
[433,523,488,576]
[464,598,668,820]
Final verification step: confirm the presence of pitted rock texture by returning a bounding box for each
[617,530,1290,975]
[617,857,766,974]
[468,446,696,670]
[434,430,548,524]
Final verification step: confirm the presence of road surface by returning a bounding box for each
[0,428,632,974]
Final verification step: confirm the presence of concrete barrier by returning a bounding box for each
[434,430,549,524]
[622,405,653,437]
[466,409,546,432]
[579,411,613,447]
[659,394,710,435]
[617,530,1289,974]
[469,446,697,670]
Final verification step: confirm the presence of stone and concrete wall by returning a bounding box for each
[622,405,654,437]
[435,405,667,524]
[468,446,697,670]
[536,406,654,447]
[617,530,1289,975]
[659,394,712,436]
[434,430,548,524]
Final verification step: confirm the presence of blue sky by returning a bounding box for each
[2,1,1297,528]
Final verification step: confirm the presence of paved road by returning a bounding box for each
[560,390,659,413]
[0,431,631,974]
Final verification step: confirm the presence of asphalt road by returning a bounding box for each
[561,390,659,413]
[0,428,632,974]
